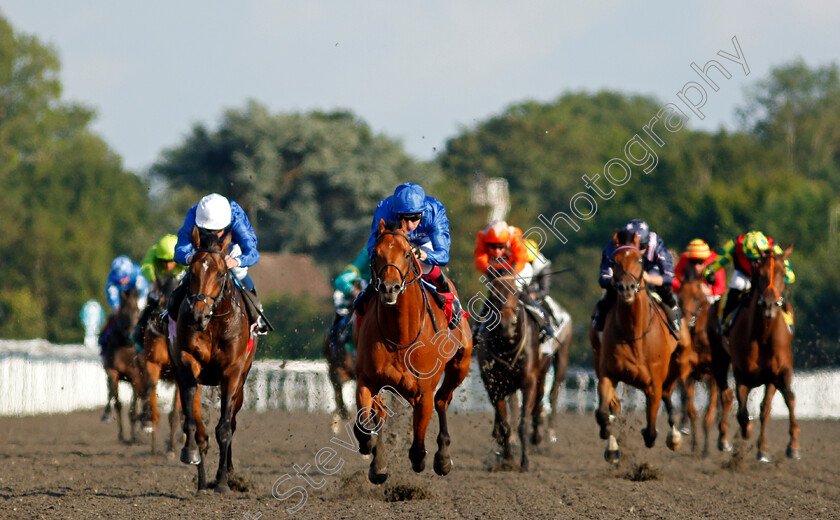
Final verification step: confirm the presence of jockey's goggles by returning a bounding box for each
[486,243,507,250]
[398,212,423,222]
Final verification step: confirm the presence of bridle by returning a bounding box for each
[755,254,785,316]
[612,245,644,295]
[186,248,231,319]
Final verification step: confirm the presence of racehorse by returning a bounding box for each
[100,287,144,443]
[675,270,719,455]
[477,275,548,470]
[138,276,182,456]
[714,245,799,462]
[590,231,684,463]
[322,317,356,433]
[353,219,473,484]
[169,227,256,493]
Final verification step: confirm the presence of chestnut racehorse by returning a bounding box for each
[353,219,473,484]
[714,245,799,462]
[138,276,182,456]
[675,270,719,455]
[169,227,256,493]
[101,287,144,443]
[477,275,545,471]
[590,231,685,463]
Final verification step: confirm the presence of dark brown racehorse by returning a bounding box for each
[101,287,144,443]
[675,270,719,455]
[353,219,473,484]
[322,315,356,433]
[138,276,182,456]
[170,227,256,493]
[590,231,684,463]
[477,275,547,470]
[714,245,799,462]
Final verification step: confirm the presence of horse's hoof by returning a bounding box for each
[641,427,656,448]
[368,468,389,485]
[786,447,801,460]
[679,425,691,436]
[756,451,771,463]
[666,430,683,451]
[167,450,177,459]
[101,414,112,423]
[411,458,426,473]
[604,449,620,464]
[180,448,201,465]
[548,429,558,443]
[142,422,154,433]
[434,453,452,476]
[214,484,233,495]
[718,439,733,453]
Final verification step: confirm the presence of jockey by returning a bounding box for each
[167,193,273,333]
[131,234,187,348]
[354,182,463,329]
[328,247,370,355]
[592,219,681,338]
[702,231,795,333]
[672,238,726,299]
[472,221,555,341]
[99,255,150,354]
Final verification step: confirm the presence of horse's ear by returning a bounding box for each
[220,228,232,253]
[611,233,619,246]
[782,243,794,259]
[632,233,640,249]
[378,218,386,235]
[191,226,201,248]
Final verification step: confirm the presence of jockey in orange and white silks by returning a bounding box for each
[472,221,556,341]
[354,182,463,329]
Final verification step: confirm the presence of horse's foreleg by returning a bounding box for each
[409,395,433,474]
[702,378,718,457]
[176,368,204,488]
[662,390,682,451]
[193,386,209,491]
[167,387,181,456]
[596,376,620,463]
[493,398,513,461]
[102,370,116,424]
[756,383,776,462]
[110,370,126,443]
[531,357,551,447]
[519,374,537,472]
[433,344,471,476]
[368,396,389,485]
[547,353,564,443]
[353,380,375,456]
[679,377,696,440]
[735,382,752,439]
[779,369,800,460]
[214,376,238,494]
[330,368,347,433]
[713,349,734,452]
[642,385,663,448]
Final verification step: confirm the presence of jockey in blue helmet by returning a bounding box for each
[355,182,462,329]
[99,255,150,354]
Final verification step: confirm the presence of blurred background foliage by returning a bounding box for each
[1,13,837,367]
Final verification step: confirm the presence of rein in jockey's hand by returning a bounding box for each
[224,256,241,269]
[413,247,428,262]
[642,271,664,287]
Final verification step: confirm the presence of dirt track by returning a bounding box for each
[2,404,839,519]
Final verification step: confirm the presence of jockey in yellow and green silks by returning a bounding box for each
[327,248,372,355]
[132,234,186,348]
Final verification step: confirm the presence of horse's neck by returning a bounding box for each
[615,291,650,339]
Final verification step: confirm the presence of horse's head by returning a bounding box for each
[185,226,232,331]
[117,287,141,330]
[677,269,707,329]
[158,276,180,304]
[487,275,521,340]
[753,244,793,321]
[612,230,644,305]
[371,219,420,306]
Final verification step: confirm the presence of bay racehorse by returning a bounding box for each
[477,274,549,471]
[590,231,685,463]
[100,287,144,443]
[169,227,256,493]
[322,316,356,433]
[715,245,799,462]
[139,276,182,456]
[675,270,719,455]
[353,219,473,484]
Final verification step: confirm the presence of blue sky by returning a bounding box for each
[3,1,839,173]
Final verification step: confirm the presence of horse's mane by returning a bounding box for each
[197,228,227,251]
[615,229,637,246]
[383,220,404,233]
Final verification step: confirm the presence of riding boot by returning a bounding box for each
[244,287,274,333]
[167,272,190,319]
[132,304,154,350]
[656,286,682,337]
[592,288,617,332]
[353,283,377,316]
[521,292,555,341]
[720,288,743,334]
[424,268,462,330]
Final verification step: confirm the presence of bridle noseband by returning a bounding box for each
[612,246,644,294]
[755,255,785,315]
[187,248,231,318]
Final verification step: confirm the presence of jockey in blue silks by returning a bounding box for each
[99,255,150,354]
[167,193,272,333]
[354,182,463,329]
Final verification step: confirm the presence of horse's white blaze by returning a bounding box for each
[608,434,619,451]
[201,259,209,271]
